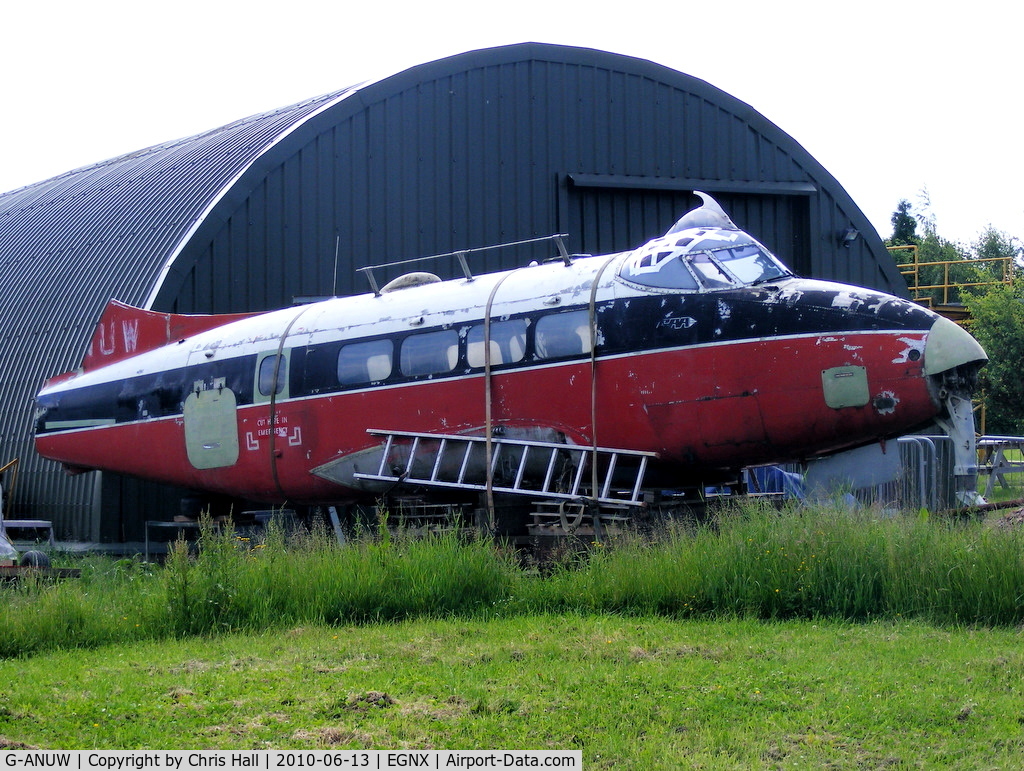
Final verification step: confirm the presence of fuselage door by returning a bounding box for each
[183,376,240,470]
[252,348,295,497]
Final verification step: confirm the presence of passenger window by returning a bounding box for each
[467,319,528,368]
[258,353,287,397]
[535,311,592,359]
[338,339,394,385]
[400,330,459,376]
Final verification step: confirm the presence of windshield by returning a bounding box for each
[618,229,791,291]
[708,243,789,285]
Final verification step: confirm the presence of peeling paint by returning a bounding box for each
[892,335,927,364]
[773,287,804,305]
[830,292,865,312]
[37,197,969,513]
[873,391,899,415]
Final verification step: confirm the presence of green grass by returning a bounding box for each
[2,615,1024,767]
[6,504,1024,659]
[5,506,1024,763]
[982,453,1024,503]
[527,505,1024,625]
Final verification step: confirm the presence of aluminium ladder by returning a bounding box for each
[352,429,655,507]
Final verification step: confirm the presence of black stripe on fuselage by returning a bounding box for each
[37,356,260,434]
[35,286,936,435]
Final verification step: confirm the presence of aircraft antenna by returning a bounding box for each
[332,235,340,297]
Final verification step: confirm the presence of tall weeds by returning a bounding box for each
[515,503,1024,625]
[3,503,1024,657]
[156,514,516,633]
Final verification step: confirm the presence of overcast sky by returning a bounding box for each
[3,0,1020,247]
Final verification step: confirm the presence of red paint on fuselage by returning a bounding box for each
[35,329,935,504]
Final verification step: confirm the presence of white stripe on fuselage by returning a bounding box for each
[41,255,622,395]
[38,327,928,436]
[41,250,928,398]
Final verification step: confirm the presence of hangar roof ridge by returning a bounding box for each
[0,84,366,489]
[0,84,364,203]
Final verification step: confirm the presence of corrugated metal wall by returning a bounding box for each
[0,43,901,541]
[157,47,898,318]
[0,91,354,539]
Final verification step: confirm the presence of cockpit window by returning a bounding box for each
[710,243,789,285]
[690,254,734,288]
[622,246,700,290]
[618,229,790,292]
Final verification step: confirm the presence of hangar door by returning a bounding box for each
[562,177,812,276]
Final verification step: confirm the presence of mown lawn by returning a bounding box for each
[2,615,1024,768]
[5,504,1024,766]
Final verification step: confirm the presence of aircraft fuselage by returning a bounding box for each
[34,196,987,505]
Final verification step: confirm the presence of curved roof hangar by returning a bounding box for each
[0,42,899,539]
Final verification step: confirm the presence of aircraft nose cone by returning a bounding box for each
[923,315,987,376]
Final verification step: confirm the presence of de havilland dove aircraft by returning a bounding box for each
[34,194,988,530]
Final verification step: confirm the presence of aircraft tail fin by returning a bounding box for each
[76,300,260,373]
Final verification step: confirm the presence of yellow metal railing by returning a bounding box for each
[889,245,1014,307]
[0,458,18,517]
[888,247,1004,433]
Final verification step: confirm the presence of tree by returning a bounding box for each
[914,186,938,237]
[972,226,1023,278]
[963,273,1024,434]
[890,199,918,245]
[887,199,968,305]
[886,201,1022,308]
[886,199,1024,432]
[918,230,970,305]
